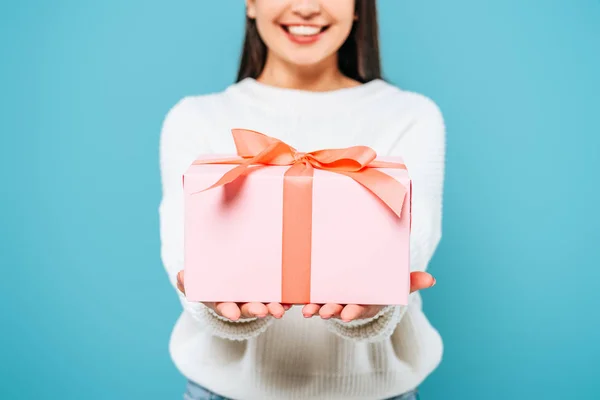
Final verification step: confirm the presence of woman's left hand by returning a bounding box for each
[301,271,436,322]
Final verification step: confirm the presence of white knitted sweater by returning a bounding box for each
[159,78,445,400]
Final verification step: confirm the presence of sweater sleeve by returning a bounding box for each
[159,97,274,341]
[325,94,446,342]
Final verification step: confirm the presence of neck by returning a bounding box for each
[257,53,360,92]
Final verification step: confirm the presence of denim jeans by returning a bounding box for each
[184,380,420,400]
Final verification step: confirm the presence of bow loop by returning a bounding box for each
[232,128,297,161]
[307,146,376,172]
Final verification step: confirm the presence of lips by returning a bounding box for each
[280,24,329,44]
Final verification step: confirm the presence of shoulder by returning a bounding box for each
[375,81,445,125]
[161,91,227,130]
[159,86,238,151]
[366,81,446,155]
[158,93,219,158]
[373,81,446,149]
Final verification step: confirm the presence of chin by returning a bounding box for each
[281,51,336,69]
[286,58,326,67]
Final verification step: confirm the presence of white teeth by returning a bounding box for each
[287,25,322,36]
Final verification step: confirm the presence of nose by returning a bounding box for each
[290,0,321,18]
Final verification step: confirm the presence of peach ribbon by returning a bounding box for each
[192,129,408,304]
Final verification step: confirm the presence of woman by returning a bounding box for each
[159,1,445,399]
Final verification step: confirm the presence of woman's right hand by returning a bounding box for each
[177,271,291,321]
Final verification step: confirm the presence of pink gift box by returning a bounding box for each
[183,155,412,306]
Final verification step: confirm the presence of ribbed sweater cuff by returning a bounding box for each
[325,305,405,343]
[179,294,274,341]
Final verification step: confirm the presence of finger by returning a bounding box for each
[239,302,268,318]
[267,303,285,319]
[410,271,436,293]
[302,304,321,318]
[176,271,185,294]
[319,303,344,319]
[339,304,366,322]
[215,302,241,321]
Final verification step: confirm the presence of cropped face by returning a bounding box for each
[246,0,356,67]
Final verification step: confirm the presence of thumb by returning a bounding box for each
[177,270,185,295]
[409,271,436,293]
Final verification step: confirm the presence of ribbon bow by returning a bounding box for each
[193,129,407,217]
[191,129,409,303]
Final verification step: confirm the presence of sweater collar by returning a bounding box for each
[228,77,389,114]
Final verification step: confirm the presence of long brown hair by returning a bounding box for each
[236,0,382,83]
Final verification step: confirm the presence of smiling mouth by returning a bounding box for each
[281,24,330,37]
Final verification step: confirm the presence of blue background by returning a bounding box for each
[1,0,599,399]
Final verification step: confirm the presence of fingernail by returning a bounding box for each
[302,313,311,318]
[321,314,332,320]
[283,305,291,310]
[432,278,437,287]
